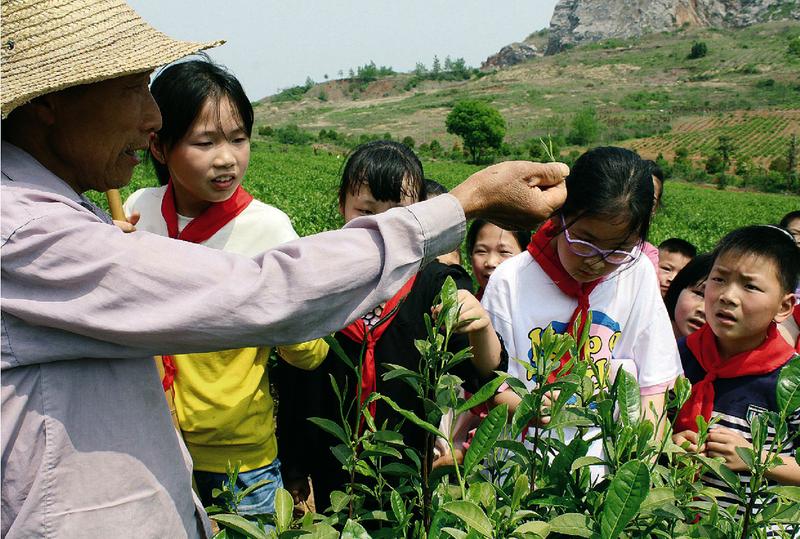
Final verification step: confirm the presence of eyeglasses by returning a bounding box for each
[560,216,640,265]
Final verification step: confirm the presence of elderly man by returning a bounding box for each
[0,0,567,536]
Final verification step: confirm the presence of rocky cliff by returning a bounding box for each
[481,42,542,70]
[546,0,800,53]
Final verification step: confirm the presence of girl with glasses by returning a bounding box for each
[482,146,682,457]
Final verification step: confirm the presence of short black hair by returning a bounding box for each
[713,225,800,294]
[559,147,655,245]
[425,179,448,197]
[466,219,530,255]
[779,210,800,229]
[664,252,714,320]
[658,238,697,259]
[149,58,253,185]
[338,140,425,207]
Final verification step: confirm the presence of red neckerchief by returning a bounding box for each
[340,275,418,421]
[526,219,603,382]
[674,322,795,433]
[793,304,800,353]
[159,179,254,391]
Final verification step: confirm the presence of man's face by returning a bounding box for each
[47,72,161,193]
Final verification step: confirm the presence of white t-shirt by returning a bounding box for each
[482,250,682,394]
[123,185,298,256]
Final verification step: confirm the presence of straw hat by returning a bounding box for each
[1,0,223,118]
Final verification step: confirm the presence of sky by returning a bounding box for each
[127,1,559,101]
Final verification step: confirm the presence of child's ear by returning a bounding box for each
[149,135,167,165]
[773,292,796,324]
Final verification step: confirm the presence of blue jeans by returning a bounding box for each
[194,458,283,516]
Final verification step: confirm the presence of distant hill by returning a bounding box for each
[256,21,800,166]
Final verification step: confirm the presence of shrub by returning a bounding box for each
[401,136,415,149]
[257,125,274,137]
[705,153,725,174]
[275,124,313,145]
[688,41,708,59]
[770,156,789,174]
[788,36,800,57]
[566,107,602,146]
[429,139,442,158]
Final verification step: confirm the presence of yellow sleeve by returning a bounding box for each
[276,337,330,370]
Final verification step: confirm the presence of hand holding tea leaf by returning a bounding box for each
[673,429,705,454]
[706,427,754,472]
[451,160,568,230]
[433,289,502,377]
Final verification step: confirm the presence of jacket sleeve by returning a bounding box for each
[1,191,465,368]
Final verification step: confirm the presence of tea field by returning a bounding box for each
[99,143,799,253]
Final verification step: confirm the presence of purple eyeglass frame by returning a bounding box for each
[560,215,639,265]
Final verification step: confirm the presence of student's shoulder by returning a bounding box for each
[491,250,537,282]
[124,185,167,211]
[238,198,298,234]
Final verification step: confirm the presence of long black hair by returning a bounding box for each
[148,57,253,185]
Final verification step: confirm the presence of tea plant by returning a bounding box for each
[209,277,800,538]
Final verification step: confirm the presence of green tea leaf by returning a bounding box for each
[210,514,269,539]
[512,474,530,509]
[380,394,444,438]
[614,368,641,425]
[511,393,540,438]
[776,355,800,416]
[441,528,468,539]
[307,417,349,445]
[600,459,650,539]
[323,334,355,372]
[638,487,676,514]
[547,513,593,537]
[455,373,510,415]
[341,519,371,539]
[442,500,493,538]
[464,404,507,475]
[391,489,407,524]
[734,446,756,471]
[696,455,743,495]
[513,520,551,537]
[570,456,605,472]
[329,490,352,513]
[302,522,339,539]
[767,485,800,502]
[274,487,293,533]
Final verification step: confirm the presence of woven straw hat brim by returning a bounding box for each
[1,0,223,118]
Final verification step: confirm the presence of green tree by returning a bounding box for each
[567,107,602,145]
[401,135,415,149]
[445,100,506,163]
[716,135,735,170]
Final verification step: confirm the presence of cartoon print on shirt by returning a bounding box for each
[526,310,622,383]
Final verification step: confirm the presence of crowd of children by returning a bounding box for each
[119,58,799,522]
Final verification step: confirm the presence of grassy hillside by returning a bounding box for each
[96,144,799,253]
[257,21,800,166]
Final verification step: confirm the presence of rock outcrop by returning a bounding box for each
[481,42,542,70]
[546,0,800,53]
